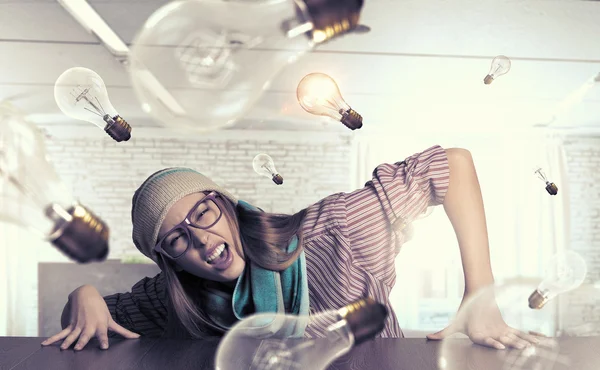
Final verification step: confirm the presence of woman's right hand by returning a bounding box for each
[41,285,140,351]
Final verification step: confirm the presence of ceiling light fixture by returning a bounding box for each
[57,0,187,121]
[58,0,128,60]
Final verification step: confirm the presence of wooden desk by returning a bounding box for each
[1,336,598,370]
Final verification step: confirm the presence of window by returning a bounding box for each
[352,131,568,334]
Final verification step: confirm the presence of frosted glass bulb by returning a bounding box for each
[484,55,511,85]
[296,72,362,130]
[215,298,388,370]
[0,101,109,263]
[439,281,571,370]
[528,250,587,309]
[54,67,131,142]
[128,0,364,132]
[253,153,283,185]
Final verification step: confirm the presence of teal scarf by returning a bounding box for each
[199,200,309,337]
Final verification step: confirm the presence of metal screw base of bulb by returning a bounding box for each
[528,289,549,309]
[300,0,364,43]
[546,182,558,195]
[484,75,494,85]
[340,108,363,130]
[272,174,284,185]
[104,115,132,142]
[45,203,110,263]
[338,297,388,346]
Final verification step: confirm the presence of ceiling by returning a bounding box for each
[1,0,599,134]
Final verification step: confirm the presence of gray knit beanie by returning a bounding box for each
[131,167,238,263]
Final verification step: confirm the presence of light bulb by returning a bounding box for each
[128,0,364,131]
[215,297,388,370]
[439,281,571,370]
[54,67,132,142]
[0,101,110,263]
[296,72,363,130]
[483,55,511,85]
[253,153,283,185]
[534,167,558,195]
[528,250,587,309]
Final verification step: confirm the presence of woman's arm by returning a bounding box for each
[443,148,495,294]
[428,148,541,349]
[103,273,168,338]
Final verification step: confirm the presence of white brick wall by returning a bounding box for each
[42,129,600,281]
[42,127,354,260]
[560,135,600,331]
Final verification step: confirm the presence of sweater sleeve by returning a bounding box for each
[103,272,168,337]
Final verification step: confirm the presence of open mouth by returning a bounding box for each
[206,243,226,264]
[205,243,233,270]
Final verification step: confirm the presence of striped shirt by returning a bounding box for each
[104,145,450,339]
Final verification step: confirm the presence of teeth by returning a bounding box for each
[206,244,225,263]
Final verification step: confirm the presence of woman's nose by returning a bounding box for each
[190,228,209,246]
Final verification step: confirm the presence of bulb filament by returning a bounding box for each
[534,168,549,183]
[261,164,276,176]
[0,165,48,209]
[70,86,106,117]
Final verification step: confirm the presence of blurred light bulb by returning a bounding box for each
[0,101,110,263]
[439,281,571,370]
[534,167,558,195]
[128,0,364,132]
[215,297,388,370]
[253,153,283,185]
[54,67,132,142]
[529,250,587,309]
[556,282,600,337]
[296,72,363,130]
[483,55,511,85]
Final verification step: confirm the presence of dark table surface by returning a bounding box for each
[1,336,598,370]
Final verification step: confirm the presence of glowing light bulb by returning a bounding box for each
[534,167,558,195]
[296,72,363,130]
[0,102,110,263]
[528,250,587,309]
[253,153,283,185]
[54,67,131,142]
[483,55,511,85]
[128,0,364,132]
[215,297,388,370]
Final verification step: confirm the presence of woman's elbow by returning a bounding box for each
[445,148,475,170]
[445,147,472,161]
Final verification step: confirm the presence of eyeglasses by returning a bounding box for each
[154,192,222,260]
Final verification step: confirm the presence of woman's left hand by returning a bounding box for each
[426,295,543,350]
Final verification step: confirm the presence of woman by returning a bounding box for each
[42,145,540,351]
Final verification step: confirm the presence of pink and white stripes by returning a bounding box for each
[301,145,450,338]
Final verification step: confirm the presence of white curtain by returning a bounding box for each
[0,222,41,336]
[351,129,570,333]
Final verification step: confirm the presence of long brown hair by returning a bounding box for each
[158,193,308,339]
